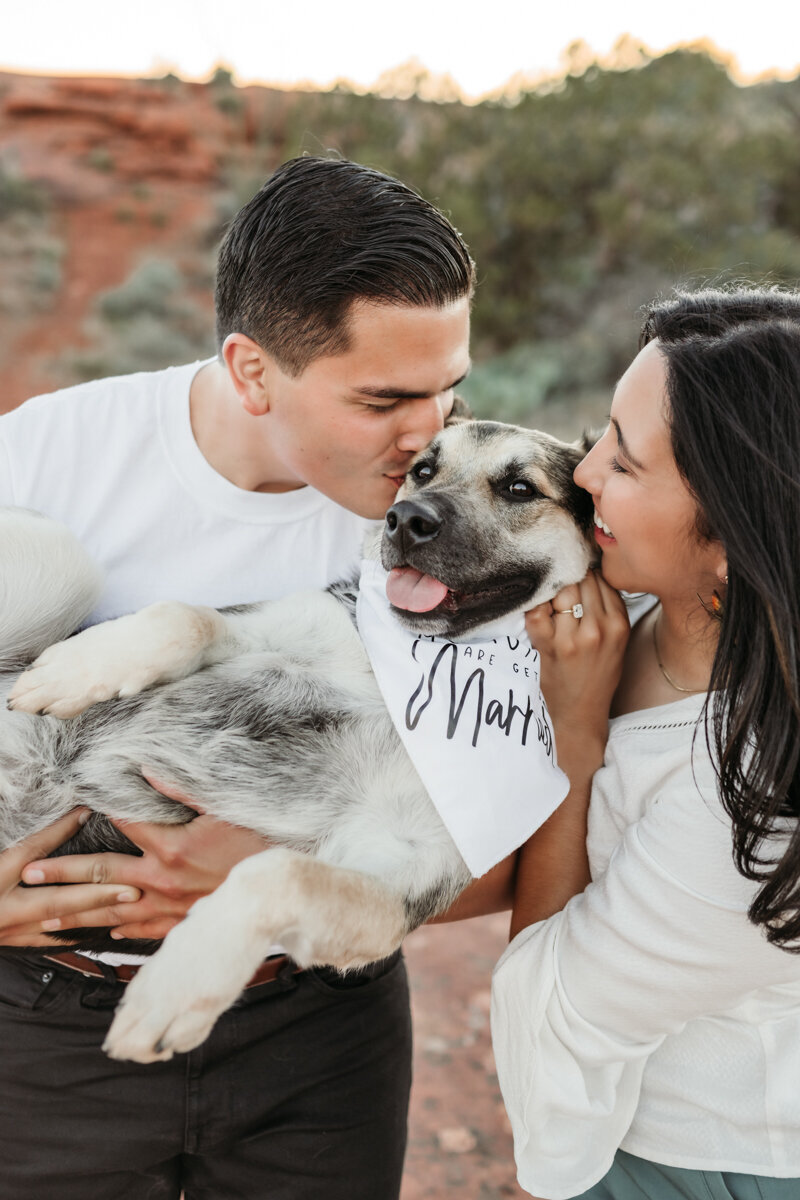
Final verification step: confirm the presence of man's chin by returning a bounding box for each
[321,476,404,521]
[350,492,396,521]
[362,477,406,520]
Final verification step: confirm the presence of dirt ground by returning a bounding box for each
[401,914,527,1199]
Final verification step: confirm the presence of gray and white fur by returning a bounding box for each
[1,420,594,1062]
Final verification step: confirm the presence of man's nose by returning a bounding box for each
[394,396,447,453]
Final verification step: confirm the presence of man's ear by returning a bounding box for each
[222,333,271,416]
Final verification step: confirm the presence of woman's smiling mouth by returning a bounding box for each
[593,509,616,542]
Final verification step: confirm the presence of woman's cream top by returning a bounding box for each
[491,692,800,1199]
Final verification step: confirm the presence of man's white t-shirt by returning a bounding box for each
[0,359,371,965]
[0,360,370,620]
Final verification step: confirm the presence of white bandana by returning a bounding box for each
[356,559,569,878]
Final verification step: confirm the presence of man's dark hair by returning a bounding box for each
[641,286,800,950]
[215,156,476,375]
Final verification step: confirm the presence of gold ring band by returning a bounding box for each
[553,603,584,619]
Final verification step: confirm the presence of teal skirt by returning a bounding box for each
[572,1149,800,1200]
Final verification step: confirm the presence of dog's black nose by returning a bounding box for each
[385,500,442,550]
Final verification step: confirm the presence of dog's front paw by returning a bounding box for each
[8,627,153,719]
[103,899,266,1063]
[7,604,199,718]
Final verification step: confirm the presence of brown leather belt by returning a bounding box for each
[43,950,303,989]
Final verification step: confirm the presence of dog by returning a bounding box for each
[1,419,594,1062]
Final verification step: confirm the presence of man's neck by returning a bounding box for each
[189,360,306,494]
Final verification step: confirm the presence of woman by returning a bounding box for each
[491,287,800,1200]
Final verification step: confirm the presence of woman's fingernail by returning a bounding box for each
[110,930,124,939]
[23,869,45,884]
[117,889,138,902]
[41,918,61,930]
[78,810,91,825]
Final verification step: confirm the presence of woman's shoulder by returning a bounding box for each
[604,712,760,917]
[589,694,736,882]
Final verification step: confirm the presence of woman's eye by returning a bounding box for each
[508,479,535,498]
[609,457,629,475]
[412,462,434,481]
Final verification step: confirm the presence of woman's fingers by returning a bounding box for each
[0,885,141,945]
[21,885,140,925]
[140,770,206,813]
[595,570,631,619]
[549,583,583,616]
[0,808,91,882]
[110,917,182,941]
[35,886,142,929]
[0,902,137,944]
[524,570,630,737]
[0,809,138,944]
[525,601,557,649]
[22,851,145,888]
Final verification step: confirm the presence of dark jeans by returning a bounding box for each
[0,949,412,1199]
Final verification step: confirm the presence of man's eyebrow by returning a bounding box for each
[353,368,471,401]
[611,417,645,470]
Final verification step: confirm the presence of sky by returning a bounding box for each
[1,0,798,97]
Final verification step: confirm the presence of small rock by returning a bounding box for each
[437,1126,478,1154]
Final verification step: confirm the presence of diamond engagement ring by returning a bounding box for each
[553,603,584,619]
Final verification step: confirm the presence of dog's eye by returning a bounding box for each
[507,480,536,500]
[411,462,434,482]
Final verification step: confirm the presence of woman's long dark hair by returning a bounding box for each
[641,287,800,949]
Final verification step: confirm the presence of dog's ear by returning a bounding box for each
[576,428,602,454]
[445,394,474,426]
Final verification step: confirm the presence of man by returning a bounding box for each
[0,156,477,1199]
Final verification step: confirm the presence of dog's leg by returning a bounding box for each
[9,589,359,718]
[103,847,408,1063]
[8,601,263,717]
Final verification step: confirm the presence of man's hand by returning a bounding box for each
[0,809,141,946]
[23,779,269,941]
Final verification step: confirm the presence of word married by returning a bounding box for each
[404,637,554,757]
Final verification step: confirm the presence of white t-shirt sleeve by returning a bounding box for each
[0,427,16,506]
[490,778,800,1199]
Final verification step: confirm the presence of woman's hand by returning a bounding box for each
[525,570,630,743]
[22,778,269,941]
[0,809,141,946]
[509,572,630,938]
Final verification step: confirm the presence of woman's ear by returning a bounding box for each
[714,549,728,587]
[222,333,271,416]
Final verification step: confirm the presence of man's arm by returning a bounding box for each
[28,810,513,940]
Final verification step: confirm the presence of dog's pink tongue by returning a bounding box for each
[386,567,449,612]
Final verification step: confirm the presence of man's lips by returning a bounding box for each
[384,467,410,489]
